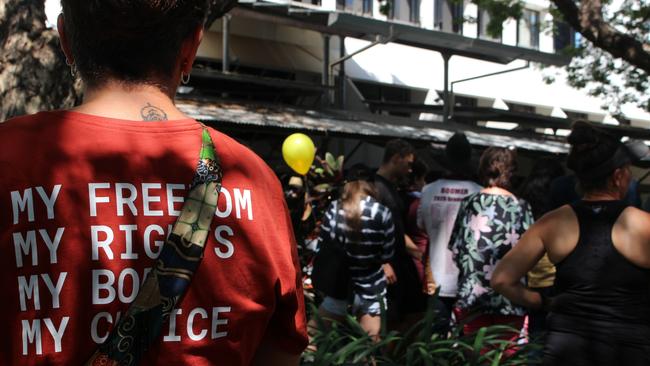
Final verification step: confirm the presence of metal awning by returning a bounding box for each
[177,98,569,153]
[232,5,571,66]
[191,67,329,95]
[364,100,650,140]
[326,13,569,66]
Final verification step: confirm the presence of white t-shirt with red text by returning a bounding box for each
[418,179,482,298]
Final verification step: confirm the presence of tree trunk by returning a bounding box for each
[0,0,238,122]
[0,0,82,121]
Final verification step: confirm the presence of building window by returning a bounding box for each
[434,0,464,33]
[434,0,444,29]
[564,110,589,122]
[506,102,536,114]
[450,1,464,33]
[453,95,478,107]
[553,21,576,52]
[363,0,372,14]
[410,0,420,23]
[477,8,501,41]
[616,116,631,126]
[337,0,372,15]
[443,92,477,124]
[517,9,539,49]
[355,81,416,117]
[389,0,420,23]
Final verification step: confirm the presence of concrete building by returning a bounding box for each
[45,0,650,183]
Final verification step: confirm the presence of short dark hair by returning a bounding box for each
[445,132,472,165]
[61,0,210,88]
[478,147,517,189]
[382,139,415,164]
[518,158,565,219]
[567,120,622,192]
[410,159,428,180]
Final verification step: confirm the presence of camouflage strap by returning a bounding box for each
[86,129,223,366]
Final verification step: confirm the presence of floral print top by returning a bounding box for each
[448,192,534,316]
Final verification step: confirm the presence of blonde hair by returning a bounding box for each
[341,180,377,234]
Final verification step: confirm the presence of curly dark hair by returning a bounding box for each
[61,0,210,88]
[566,120,623,192]
[478,147,517,190]
[518,158,565,219]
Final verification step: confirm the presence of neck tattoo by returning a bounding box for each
[140,103,168,121]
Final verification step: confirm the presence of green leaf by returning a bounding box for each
[325,152,337,169]
[314,183,331,193]
[472,326,488,357]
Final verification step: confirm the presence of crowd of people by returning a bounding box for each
[2,1,650,365]
[309,122,650,365]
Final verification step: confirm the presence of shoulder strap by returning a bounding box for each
[86,128,223,366]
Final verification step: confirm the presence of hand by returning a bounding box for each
[383,263,397,285]
[407,246,423,261]
[404,235,422,261]
[424,281,436,296]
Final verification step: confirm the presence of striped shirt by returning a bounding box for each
[319,196,395,304]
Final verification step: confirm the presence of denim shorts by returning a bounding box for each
[320,295,385,317]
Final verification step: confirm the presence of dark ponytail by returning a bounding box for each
[567,120,621,192]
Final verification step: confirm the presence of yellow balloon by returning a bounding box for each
[282,133,315,175]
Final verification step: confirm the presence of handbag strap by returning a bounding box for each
[86,128,223,366]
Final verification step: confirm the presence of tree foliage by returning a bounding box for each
[478,0,650,116]
[555,0,650,116]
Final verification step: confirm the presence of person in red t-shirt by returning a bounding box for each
[0,1,307,365]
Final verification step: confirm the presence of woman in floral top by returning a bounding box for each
[448,147,534,335]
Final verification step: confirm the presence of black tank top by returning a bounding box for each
[549,200,650,342]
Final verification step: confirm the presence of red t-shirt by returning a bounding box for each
[0,111,308,365]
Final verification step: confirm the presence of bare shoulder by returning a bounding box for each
[618,206,650,237]
[614,206,650,268]
[535,204,577,229]
[534,205,579,261]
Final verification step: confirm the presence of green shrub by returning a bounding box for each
[303,300,541,366]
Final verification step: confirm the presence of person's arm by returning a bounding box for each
[417,190,427,230]
[405,234,423,260]
[490,219,547,310]
[423,251,436,295]
[382,210,397,284]
[383,263,397,284]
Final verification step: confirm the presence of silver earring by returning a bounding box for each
[65,59,77,78]
[181,72,191,85]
